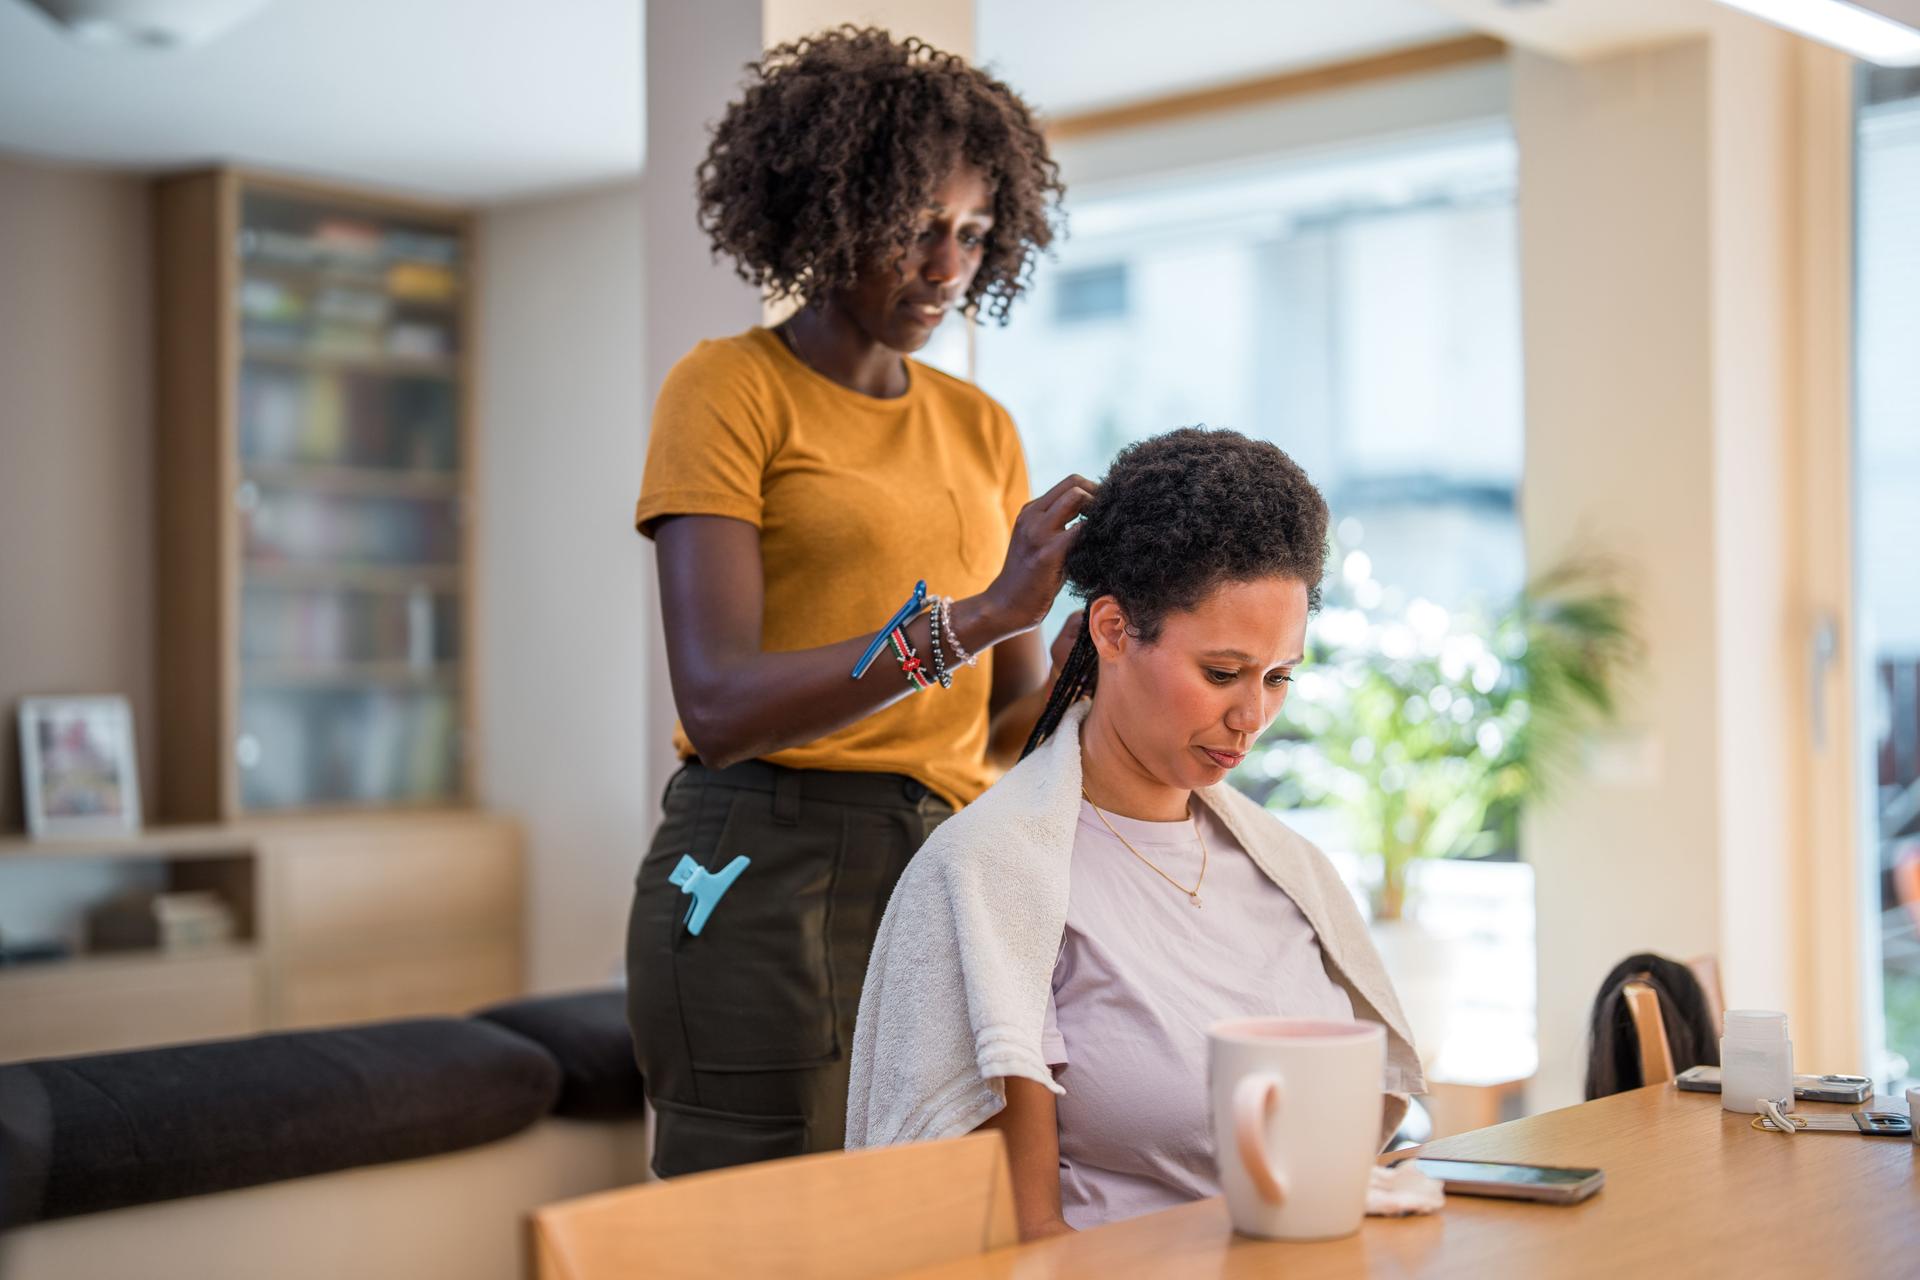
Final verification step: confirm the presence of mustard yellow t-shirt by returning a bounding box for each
[635,327,1030,808]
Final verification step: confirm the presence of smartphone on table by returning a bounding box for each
[1673,1064,1873,1104]
[1400,1158,1605,1205]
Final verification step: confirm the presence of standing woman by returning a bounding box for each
[628,26,1082,1177]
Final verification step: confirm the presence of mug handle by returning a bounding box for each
[1233,1072,1287,1205]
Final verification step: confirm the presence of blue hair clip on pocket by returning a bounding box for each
[669,853,751,936]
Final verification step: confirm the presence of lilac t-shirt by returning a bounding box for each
[1040,800,1354,1230]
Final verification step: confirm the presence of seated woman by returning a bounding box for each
[845,428,1423,1238]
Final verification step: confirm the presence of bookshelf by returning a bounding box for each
[0,172,526,1063]
[153,170,478,819]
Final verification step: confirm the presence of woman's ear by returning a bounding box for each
[1086,595,1131,663]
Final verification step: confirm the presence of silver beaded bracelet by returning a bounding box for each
[938,596,978,668]
[925,602,953,689]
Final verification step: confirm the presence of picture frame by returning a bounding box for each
[18,696,143,838]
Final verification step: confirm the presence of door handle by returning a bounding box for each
[1810,612,1838,750]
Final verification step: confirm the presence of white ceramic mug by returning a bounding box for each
[1209,1017,1386,1241]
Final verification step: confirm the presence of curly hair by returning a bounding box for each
[696,26,1064,324]
[1023,428,1330,757]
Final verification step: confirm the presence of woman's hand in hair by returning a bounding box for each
[982,475,1096,638]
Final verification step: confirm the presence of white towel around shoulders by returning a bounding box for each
[846,701,1425,1149]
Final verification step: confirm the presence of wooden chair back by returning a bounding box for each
[1623,981,1678,1086]
[531,1131,1018,1280]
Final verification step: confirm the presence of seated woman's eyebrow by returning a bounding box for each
[1200,648,1300,666]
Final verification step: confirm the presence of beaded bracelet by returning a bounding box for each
[887,625,934,691]
[938,596,978,668]
[925,603,954,689]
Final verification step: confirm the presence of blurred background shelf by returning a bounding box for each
[240,563,464,590]
[240,259,462,309]
[0,826,255,862]
[242,461,464,499]
[155,167,477,821]
[242,347,459,380]
[241,661,464,689]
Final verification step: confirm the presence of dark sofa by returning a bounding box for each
[0,989,647,1251]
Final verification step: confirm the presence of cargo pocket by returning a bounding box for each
[649,1098,810,1178]
[670,789,841,1071]
[628,771,727,1100]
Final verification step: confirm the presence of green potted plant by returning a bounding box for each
[1241,558,1639,922]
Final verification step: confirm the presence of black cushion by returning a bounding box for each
[474,989,646,1120]
[0,1064,53,1228]
[0,1017,561,1224]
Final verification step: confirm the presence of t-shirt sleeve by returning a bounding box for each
[634,342,776,539]
[1041,988,1069,1068]
[1041,934,1069,1069]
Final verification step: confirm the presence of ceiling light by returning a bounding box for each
[1715,0,1920,65]
[16,0,275,48]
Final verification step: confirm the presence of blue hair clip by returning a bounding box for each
[668,854,750,936]
[852,580,929,679]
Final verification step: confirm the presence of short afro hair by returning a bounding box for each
[1023,429,1330,757]
[696,26,1064,324]
[1069,428,1330,638]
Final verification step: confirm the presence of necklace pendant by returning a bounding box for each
[1190,893,1203,908]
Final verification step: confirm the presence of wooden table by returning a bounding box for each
[897,1085,1919,1279]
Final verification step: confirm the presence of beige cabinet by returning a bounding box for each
[0,812,521,1063]
[0,948,262,1063]
[264,813,522,1027]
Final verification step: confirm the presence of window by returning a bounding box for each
[1053,263,1130,324]
[1855,66,1920,1090]
[973,126,1525,626]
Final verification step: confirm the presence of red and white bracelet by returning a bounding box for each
[887,625,934,691]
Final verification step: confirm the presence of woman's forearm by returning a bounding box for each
[675,592,1028,768]
[659,474,1092,770]
[975,1076,1073,1241]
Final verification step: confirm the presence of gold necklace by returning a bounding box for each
[1081,788,1208,908]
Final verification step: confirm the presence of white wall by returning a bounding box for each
[0,156,153,836]
[638,0,765,814]
[477,178,653,993]
[1515,17,1848,1105]
[0,155,165,952]
[1514,41,1725,1109]
[1705,7,1801,1054]
[764,0,972,52]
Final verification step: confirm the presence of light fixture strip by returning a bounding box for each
[1715,0,1920,65]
